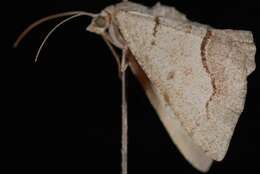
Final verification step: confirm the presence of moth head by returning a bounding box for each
[87,11,111,34]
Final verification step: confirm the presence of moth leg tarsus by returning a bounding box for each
[121,47,129,72]
[102,33,122,78]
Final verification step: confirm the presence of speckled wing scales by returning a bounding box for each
[128,51,213,172]
[115,8,256,169]
[116,10,213,172]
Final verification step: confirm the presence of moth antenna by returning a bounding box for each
[34,13,90,62]
[14,11,96,48]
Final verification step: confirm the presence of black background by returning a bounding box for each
[6,0,259,173]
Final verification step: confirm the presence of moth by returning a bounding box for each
[15,0,256,172]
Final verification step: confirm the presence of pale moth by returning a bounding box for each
[15,0,256,173]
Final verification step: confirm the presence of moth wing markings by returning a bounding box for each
[115,10,217,162]
[203,29,256,124]
[199,28,256,159]
[211,29,256,75]
[116,10,256,161]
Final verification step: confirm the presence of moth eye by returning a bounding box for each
[94,16,107,28]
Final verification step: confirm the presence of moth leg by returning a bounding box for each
[121,47,128,174]
[121,47,129,72]
[104,30,130,174]
[102,33,122,78]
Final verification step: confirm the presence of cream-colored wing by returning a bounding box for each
[116,10,256,164]
[114,1,188,22]
[128,52,213,172]
[150,2,188,22]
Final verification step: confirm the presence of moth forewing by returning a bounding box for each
[128,53,213,172]
[114,5,256,162]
